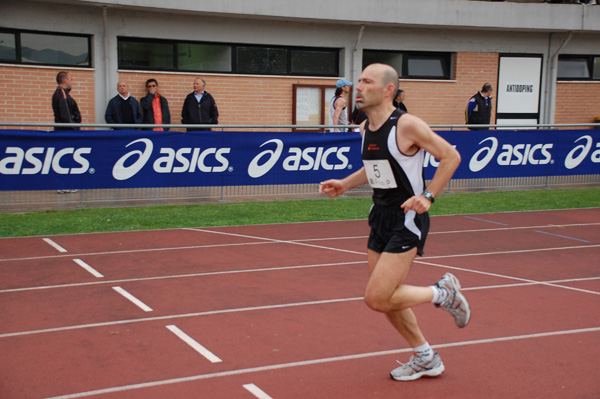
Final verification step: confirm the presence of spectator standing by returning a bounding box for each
[140,79,171,131]
[329,78,352,132]
[105,81,142,129]
[393,89,408,113]
[181,78,219,131]
[52,71,81,194]
[51,71,81,131]
[465,83,493,130]
[350,106,367,132]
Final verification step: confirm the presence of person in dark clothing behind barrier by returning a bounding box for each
[105,81,142,129]
[181,78,219,131]
[393,89,408,113]
[350,106,367,132]
[52,71,82,194]
[465,83,493,130]
[140,78,171,131]
[52,71,81,131]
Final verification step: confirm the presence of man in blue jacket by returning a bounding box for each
[105,81,142,129]
[465,83,493,130]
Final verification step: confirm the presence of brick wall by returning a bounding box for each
[0,66,95,130]
[555,81,600,125]
[119,72,337,131]
[398,52,499,127]
[2,54,598,131]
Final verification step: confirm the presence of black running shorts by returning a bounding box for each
[367,204,430,256]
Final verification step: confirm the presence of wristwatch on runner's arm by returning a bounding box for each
[422,190,435,203]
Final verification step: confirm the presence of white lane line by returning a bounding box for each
[184,227,365,256]
[421,244,600,260]
[429,222,600,235]
[416,259,600,296]
[2,239,599,294]
[2,222,598,263]
[42,238,67,253]
[112,286,153,312]
[0,241,276,263]
[243,383,273,399]
[73,259,104,278]
[43,327,600,399]
[0,261,366,294]
[4,274,600,340]
[166,325,222,363]
[0,297,361,339]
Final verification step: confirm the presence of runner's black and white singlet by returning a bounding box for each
[361,109,425,207]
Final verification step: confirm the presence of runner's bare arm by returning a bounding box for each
[320,120,368,198]
[397,114,461,214]
[319,167,368,198]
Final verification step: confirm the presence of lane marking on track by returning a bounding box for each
[166,325,222,363]
[43,327,600,399]
[184,228,365,256]
[0,261,367,293]
[73,259,104,278]
[429,222,600,235]
[1,222,598,263]
[463,216,509,226]
[0,297,363,338]
[42,238,67,253]
[2,243,599,295]
[112,286,153,312]
[467,277,600,291]
[415,259,600,296]
[4,275,600,339]
[533,229,591,243]
[243,383,273,399]
[421,243,600,260]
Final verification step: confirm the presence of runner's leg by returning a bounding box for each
[365,249,434,347]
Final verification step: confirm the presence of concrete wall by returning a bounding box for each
[1,0,599,127]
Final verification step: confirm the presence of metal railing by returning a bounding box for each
[1,122,599,212]
[1,122,600,130]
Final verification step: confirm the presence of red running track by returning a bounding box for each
[0,208,599,399]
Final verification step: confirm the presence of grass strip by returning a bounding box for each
[0,187,598,238]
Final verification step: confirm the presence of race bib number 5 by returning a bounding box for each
[363,159,397,189]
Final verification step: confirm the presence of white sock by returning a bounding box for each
[413,342,434,361]
[430,285,447,305]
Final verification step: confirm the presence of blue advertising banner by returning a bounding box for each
[435,129,600,179]
[0,130,361,191]
[0,129,598,191]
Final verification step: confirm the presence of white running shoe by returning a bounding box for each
[436,272,471,328]
[390,351,445,381]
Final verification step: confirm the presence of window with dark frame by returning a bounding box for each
[363,50,452,80]
[0,32,17,62]
[118,40,174,70]
[558,55,600,81]
[117,37,340,77]
[0,29,91,67]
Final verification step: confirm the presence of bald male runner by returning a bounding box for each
[320,63,470,381]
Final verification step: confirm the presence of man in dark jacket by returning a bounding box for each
[181,78,219,131]
[140,78,171,131]
[52,71,81,131]
[393,89,408,113]
[465,83,493,130]
[105,81,142,129]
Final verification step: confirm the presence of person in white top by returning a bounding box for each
[329,78,352,132]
